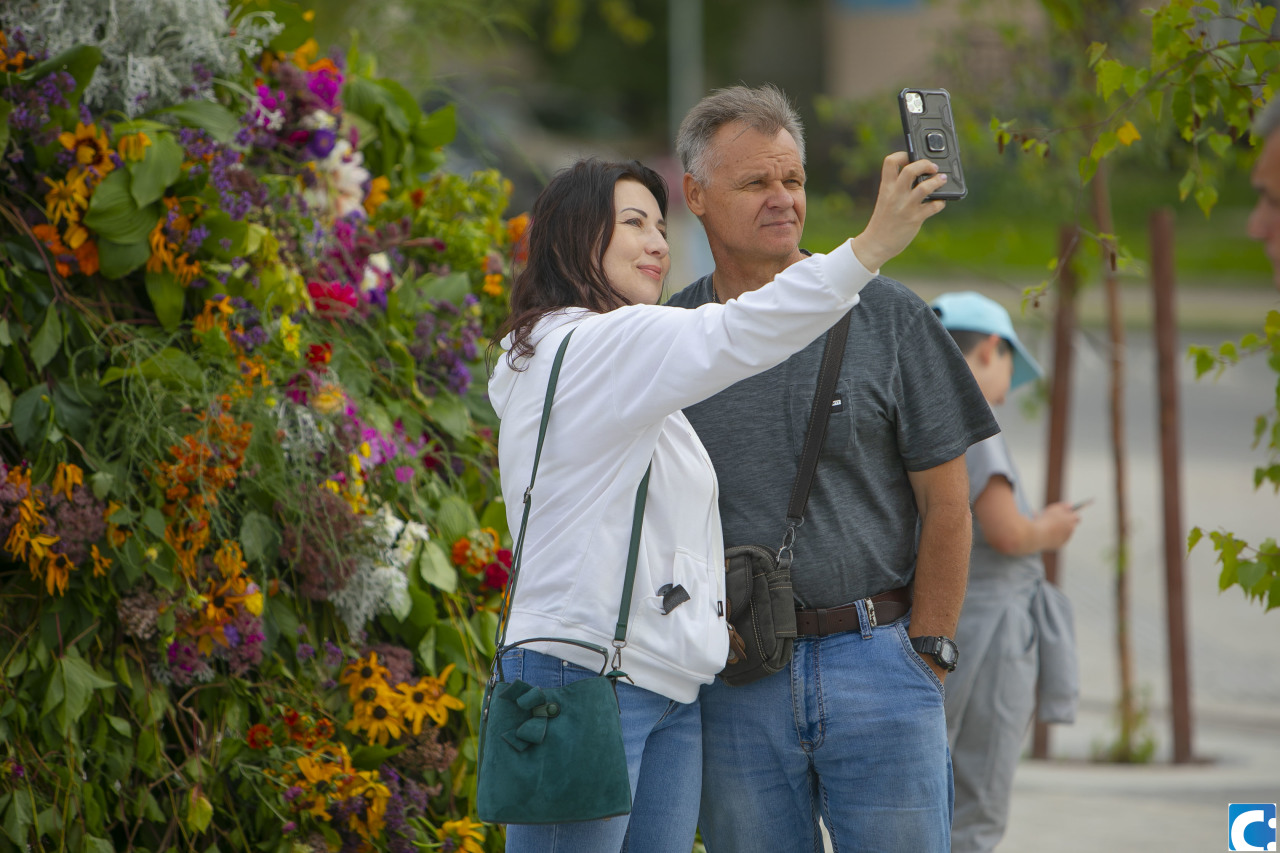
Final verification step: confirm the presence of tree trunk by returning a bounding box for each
[1090,166,1137,760]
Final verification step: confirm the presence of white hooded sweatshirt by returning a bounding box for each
[487,240,874,703]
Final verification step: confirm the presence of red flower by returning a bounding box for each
[247,723,273,749]
[306,342,332,368]
[483,562,509,591]
[307,280,358,319]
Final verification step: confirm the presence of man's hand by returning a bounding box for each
[850,152,948,271]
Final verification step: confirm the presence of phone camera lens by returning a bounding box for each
[925,131,946,153]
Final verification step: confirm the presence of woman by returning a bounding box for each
[488,155,944,852]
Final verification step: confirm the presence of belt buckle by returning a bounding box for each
[863,597,877,629]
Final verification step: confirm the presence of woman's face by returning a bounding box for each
[602,178,670,305]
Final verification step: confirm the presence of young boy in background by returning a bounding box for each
[931,291,1082,853]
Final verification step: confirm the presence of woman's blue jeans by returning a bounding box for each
[500,647,702,853]
[698,605,953,853]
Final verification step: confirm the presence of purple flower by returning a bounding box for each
[283,786,303,802]
[306,128,336,159]
[323,641,344,668]
[394,466,415,484]
[296,642,315,661]
[308,69,343,110]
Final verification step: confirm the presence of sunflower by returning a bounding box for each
[58,122,115,175]
[397,663,465,733]
[340,652,392,701]
[437,816,486,853]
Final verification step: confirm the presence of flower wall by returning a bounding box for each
[0,3,526,851]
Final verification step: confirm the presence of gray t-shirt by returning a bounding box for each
[666,273,999,607]
[965,432,1044,584]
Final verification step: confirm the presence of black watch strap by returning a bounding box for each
[910,635,959,672]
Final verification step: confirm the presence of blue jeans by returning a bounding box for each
[501,648,702,853]
[698,603,953,853]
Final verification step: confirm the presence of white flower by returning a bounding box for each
[359,252,392,294]
[300,110,337,130]
[303,139,370,220]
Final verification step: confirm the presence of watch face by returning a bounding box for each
[939,640,959,668]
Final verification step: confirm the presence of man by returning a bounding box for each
[1247,97,1280,291]
[666,84,999,852]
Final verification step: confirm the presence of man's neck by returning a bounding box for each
[709,249,808,302]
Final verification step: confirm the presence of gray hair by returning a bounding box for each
[1255,97,1280,139]
[676,84,805,185]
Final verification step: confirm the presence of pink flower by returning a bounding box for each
[307,280,358,319]
[394,466,415,483]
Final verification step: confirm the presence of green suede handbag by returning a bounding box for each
[476,330,652,825]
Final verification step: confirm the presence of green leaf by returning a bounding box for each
[83,169,160,244]
[1096,59,1126,100]
[1086,41,1108,67]
[142,506,166,537]
[1194,182,1219,217]
[186,792,213,834]
[1177,168,1196,201]
[96,238,151,279]
[1079,155,1099,185]
[84,837,115,853]
[0,99,11,153]
[29,307,62,370]
[157,100,240,144]
[10,384,50,448]
[1237,560,1266,596]
[1206,131,1233,159]
[0,318,10,346]
[145,270,186,330]
[128,132,184,207]
[0,377,10,423]
[239,510,279,564]
[429,393,471,440]
[418,540,458,593]
[1186,527,1204,552]
[102,346,203,389]
[18,44,102,93]
[2,789,33,846]
[415,103,457,149]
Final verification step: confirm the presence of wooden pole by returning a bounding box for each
[1032,225,1079,760]
[1150,207,1195,763]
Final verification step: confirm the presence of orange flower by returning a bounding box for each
[117,131,152,162]
[482,273,504,297]
[31,225,72,276]
[44,169,90,226]
[247,723,273,749]
[363,175,390,215]
[90,544,112,578]
[73,239,99,276]
[52,462,84,501]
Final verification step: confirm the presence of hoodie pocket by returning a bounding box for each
[636,547,728,677]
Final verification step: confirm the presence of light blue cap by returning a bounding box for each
[930,291,1043,390]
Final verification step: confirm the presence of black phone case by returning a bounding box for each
[899,88,967,200]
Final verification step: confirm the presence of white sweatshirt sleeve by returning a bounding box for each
[568,239,874,431]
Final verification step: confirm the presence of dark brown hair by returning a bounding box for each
[494,158,669,366]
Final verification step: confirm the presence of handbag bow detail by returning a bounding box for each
[499,682,562,751]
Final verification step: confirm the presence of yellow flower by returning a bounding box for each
[397,663,465,733]
[117,131,152,162]
[437,816,486,853]
[278,315,301,357]
[90,544,112,578]
[346,683,404,746]
[58,122,115,175]
[312,383,345,415]
[42,552,75,597]
[363,175,390,215]
[44,169,90,226]
[340,652,392,701]
[52,462,84,501]
[482,273,504,297]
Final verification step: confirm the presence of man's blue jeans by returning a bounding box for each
[500,648,702,853]
[698,603,953,853]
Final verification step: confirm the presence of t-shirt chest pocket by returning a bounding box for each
[788,378,853,458]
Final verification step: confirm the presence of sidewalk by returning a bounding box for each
[1002,699,1280,853]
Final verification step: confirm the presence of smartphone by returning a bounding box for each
[898,88,968,200]
[1071,498,1093,511]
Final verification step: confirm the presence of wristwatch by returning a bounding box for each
[910,635,959,672]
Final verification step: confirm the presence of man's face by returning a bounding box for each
[1246,130,1280,291]
[685,123,806,266]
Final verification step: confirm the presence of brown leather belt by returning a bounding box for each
[794,586,912,637]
